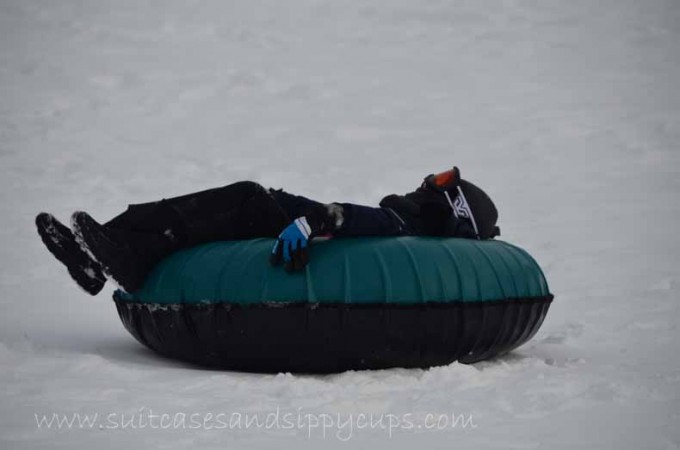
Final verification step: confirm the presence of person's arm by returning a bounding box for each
[331,203,408,237]
[269,202,409,271]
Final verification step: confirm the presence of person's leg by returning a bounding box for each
[73,181,291,292]
[37,181,291,294]
[105,181,288,244]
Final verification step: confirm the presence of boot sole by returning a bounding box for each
[35,212,106,295]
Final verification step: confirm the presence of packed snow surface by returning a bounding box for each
[1,0,679,448]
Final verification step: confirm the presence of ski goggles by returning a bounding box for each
[423,167,460,192]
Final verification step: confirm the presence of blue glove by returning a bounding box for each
[270,217,313,271]
[270,204,345,272]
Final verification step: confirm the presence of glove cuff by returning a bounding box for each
[292,217,313,239]
[303,203,345,236]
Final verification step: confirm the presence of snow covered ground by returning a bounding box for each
[1,0,679,448]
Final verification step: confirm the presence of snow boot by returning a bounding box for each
[71,211,176,293]
[35,212,107,295]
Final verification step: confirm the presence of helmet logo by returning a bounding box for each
[444,187,480,239]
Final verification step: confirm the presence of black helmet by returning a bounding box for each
[423,166,500,239]
[457,179,499,239]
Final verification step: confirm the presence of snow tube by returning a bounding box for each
[113,237,553,373]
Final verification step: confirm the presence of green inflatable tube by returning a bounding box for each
[114,237,553,372]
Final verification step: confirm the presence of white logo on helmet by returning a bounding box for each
[444,187,480,239]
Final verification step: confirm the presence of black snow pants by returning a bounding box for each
[103,181,290,264]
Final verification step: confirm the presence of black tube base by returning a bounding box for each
[113,294,553,373]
